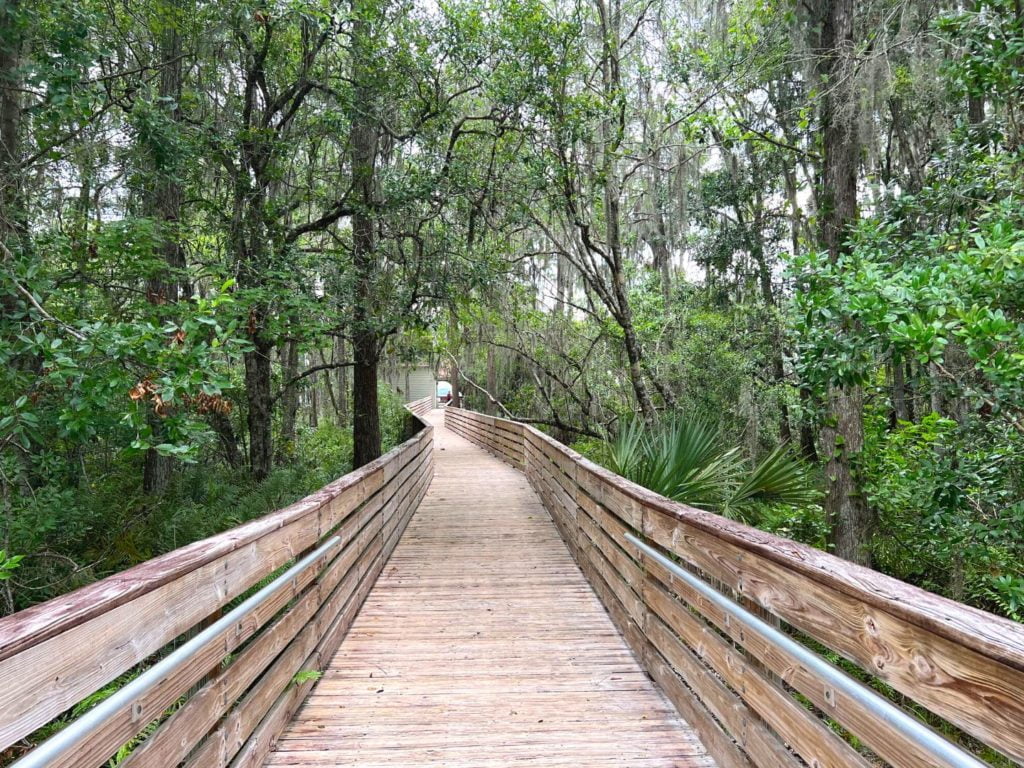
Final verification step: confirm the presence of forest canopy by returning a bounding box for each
[1,0,1023,626]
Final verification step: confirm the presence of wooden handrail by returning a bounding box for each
[445,406,1024,767]
[0,407,434,768]
[406,394,434,417]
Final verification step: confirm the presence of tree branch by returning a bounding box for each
[271,361,354,404]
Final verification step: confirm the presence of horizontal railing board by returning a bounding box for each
[527,457,578,558]
[574,523,644,658]
[449,406,1024,767]
[120,536,358,768]
[578,513,642,602]
[0,435,406,660]
[181,466,418,768]
[182,597,325,768]
[527,429,804,768]
[406,396,433,417]
[577,426,1024,762]
[32,538,342,768]
[643,609,803,768]
[446,410,524,468]
[446,417,494,446]
[0,456,383,751]
[646,646,755,768]
[579,525,645,628]
[642,508,1024,762]
[0,494,319,662]
[117,442,425,768]
[597,460,1024,673]
[644,571,867,768]
[384,462,433,559]
[381,452,432,558]
[643,554,943,768]
[318,468,382,540]
[0,515,319,753]
[1,408,433,766]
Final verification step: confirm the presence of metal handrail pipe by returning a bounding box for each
[624,532,989,768]
[12,535,342,768]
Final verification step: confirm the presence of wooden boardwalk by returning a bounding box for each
[265,410,714,767]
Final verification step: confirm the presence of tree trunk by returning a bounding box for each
[818,0,874,565]
[450,361,462,409]
[141,436,175,495]
[821,385,873,562]
[0,0,36,424]
[618,308,655,421]
[310,375,319,428]
[968,95,985,126]
[0,0,24,243]
[336,336,349,426]
[349,2,382,468]
[279,340,300,457]
[798,386,819,462]
[485,345,497,415]
[142,17,185,496]
[597,0,654,423]
[891,355,910,424]
[928,362,944,416]
[555,253,569,316]
[318,348,340,421]
[245,334,274,481]
[352,333,381,467]
[209,411,243,469]
[786,156,817,455]
[650,238,672,306]
[648,144,673,304]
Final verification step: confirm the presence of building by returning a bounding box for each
[383,362,436,407]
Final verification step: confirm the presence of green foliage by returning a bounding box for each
[938,1,1024,124]
[863,412,1024,613]
[793,185,1024,402]
[0,262,244,454]
[0,551,24,581]
[606,415,818,514]
[1,0,485,616]
[291,669,323,686]
[988,575,1024,622]
[379,384,413,449]
[731,444,821,509]
[745,504,829,551]
[790,91,1024,615]
[0,398,414,612]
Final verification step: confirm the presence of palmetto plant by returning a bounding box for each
[606,416,819,514]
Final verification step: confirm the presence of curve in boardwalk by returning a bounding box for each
[264,410,714,767]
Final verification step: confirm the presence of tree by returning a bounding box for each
[813,0,874,565]
[139,0,189,494]
[348,0,382,468]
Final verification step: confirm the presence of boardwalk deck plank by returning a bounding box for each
[264,410,715,767]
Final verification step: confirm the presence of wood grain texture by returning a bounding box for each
[0,409,432,764]
[11,401,1020,768]
[453,406,1024,767]
[406,396,434,417]
[445,408,525,470]
[264,410,714,768]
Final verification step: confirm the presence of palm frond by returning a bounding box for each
[728,443,819,510]
[606,417,819,515]
[606,416,647,480]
